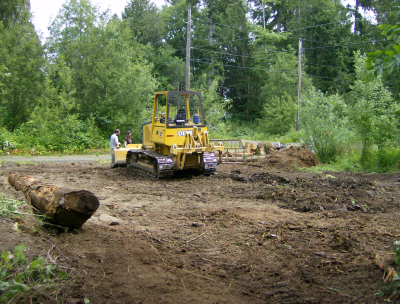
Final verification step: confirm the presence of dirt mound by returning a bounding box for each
[261,146,319,170]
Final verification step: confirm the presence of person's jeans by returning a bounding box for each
[110,148,115,167]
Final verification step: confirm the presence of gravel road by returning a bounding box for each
[0,154,110,163]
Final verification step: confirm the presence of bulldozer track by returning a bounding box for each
[126,150,218,178]
[126,150,174,179]
[202,152,218,175]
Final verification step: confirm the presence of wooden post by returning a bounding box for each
[297,38,302,131]
[8,172,99,229]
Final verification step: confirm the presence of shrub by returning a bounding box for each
[301,90,354,163]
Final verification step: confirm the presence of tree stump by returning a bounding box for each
[256,142,267,156]
[8,172,99,229]
[244,142,256,155]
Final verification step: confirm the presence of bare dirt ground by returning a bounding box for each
[1,147,400,303]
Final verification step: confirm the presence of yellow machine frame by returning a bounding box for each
[111,91,223,173]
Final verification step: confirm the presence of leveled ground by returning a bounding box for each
[1,148,399,303]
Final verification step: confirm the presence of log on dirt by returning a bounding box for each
[8,172,99,229]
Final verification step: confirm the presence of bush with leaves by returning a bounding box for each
[349,53,399,167]
[195,75,228,134]
[258,92,297,136]
[301,90,353,163]
[257,49,314,135]
[13,59,108,153]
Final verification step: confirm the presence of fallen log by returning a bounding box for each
[8,172,99,229]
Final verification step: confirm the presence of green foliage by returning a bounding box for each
[46,1,157,144]
[259,93,297,135]
[0,195,26,219]
[257,49,313,135]
[145,44,185,91]
[301,153,364,173]
[366,1,400,75]
[122,0,165,46]
[278,129,305,144]
[0,243,67,302]
[0,9,44,131]
[1,0,400,167]
[302,90,354,163]
[195,75,227,129]
[349,53,398,166]
[0,126,16,153]
[0,0,30,27]
[0,64,10,93]
[14,59,107,152]
[362,145,400,172]
[276,0,354,94]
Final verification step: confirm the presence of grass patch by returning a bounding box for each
[0,148,109,157]
[15,161,37,167]
[94,158,110,165]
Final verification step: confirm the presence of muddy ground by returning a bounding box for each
[1,147,400,303]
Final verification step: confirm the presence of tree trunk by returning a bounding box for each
[8,172,99,229]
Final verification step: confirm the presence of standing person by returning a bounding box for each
[110,129,120,167]
[124,130,132,148]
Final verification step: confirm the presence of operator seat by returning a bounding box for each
[174,108,186,125]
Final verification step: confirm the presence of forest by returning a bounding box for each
[1,0,400,172]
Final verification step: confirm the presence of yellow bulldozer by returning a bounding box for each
[111,91,224,178]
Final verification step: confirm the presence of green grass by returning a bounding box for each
[94,159,110,165]
[1,148,109,157]
[15,161,37,166]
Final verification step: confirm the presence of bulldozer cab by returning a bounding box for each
[123,91,224,176]
[141,91,208,150]
[153,91,205,127]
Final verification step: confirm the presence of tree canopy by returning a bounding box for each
[1,0,400,172]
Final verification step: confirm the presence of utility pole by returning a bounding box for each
[186,6,191,91]
[262,0,265,30]
[296,38,302,131]
[208,1,214,88]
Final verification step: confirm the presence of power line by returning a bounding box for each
[307,62,343,69]
[306,74,336,80]
[191,58,310,77]
[303,38,392,50]
[192,36,386,59]
[192,46,293,58]
[193,9,395,38]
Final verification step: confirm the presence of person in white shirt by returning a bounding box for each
[110,129,120,167]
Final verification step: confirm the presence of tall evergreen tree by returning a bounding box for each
[0,0,44,131]
[46,0,157,134]
[122,0,165,46]
[0,0,30,26]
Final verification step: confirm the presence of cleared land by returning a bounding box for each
[1,148,399,303]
